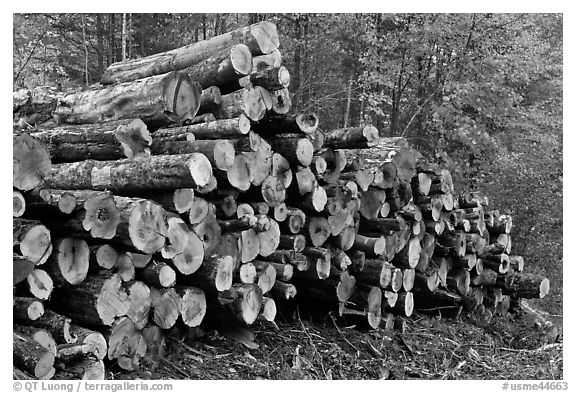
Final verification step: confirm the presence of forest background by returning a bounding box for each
[12,13,563,314]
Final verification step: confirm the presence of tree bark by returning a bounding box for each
[13,332,55,379]
[215,87,267,121]
[55,71,202,127]
[101,21,279,84]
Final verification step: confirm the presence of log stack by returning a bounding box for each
[13,20,550,380]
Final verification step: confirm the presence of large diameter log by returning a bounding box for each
[323,125,379,149]
[29,119,151,163]
[13,86,63,125]
[216,87,267,121]
[14,134,52,191]
[50,272,129,326]
[45,238,90,285]
[101,21,279,84]
[252,49,282,72]
[43,153,213,193]
[185,44,252,89]
[13,332,55,379]
[14,219,52,265]
[55,71,202,126]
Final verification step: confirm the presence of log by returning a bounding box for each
[141,324,166,362]
[13,324,56,357]
[251,113,318,136]
[161,116,251,140]
[149,288,181,329]
[217,283,263,325]
[252,49,282,72]
[246,66,290,91]
[509,255,525,272]
[266,250,309,271]
[68,325,107,360]
[255,263,277,294]
[304,216,331,247]
[187,112,217,124]
[259,297,277,322]
[151,139,235,172]
[13,331,55,379]
[24,269,54,300]
[323,125,379,149]
[45,238,90,285]
[50,272,129,326]
[13,297,44,322]
[176,286,207,327]
[390,291,414,317]
[185,44,252,89]
[267,135,314,167]
[197,86,223,114]
[54,357,105,380]
[498,272,550,299]
[241,229,261,263]
[270,280,297,300]
[238,261,257,284]
[101,21,279,84]
[13,86,63,125]
[447,269,471,295]
[43,153,214,194]
[29,119,152,163]
[106,316,147,371]
[115,253,136,282]
[15,308,74,345]
[216,87,267,121]
[13,134,52,191]
[55,72,202,126]
[392,237,421,269]
[252,260,293,281]
[353,234,386,257]
[172,229,205,275]
[122,281,151,330]
[334,225,357,251]
[13,219,52,265]
[24,188,86,217]
[270,88,291,114]
[186,255,234,292]
[343,285,382,329]
[258,219,281,257]
[13,190,26,217]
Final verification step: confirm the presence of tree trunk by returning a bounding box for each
[101,21,279,84]
[43,153,214,194]
[55,71,202,127]
[29,119,151,163]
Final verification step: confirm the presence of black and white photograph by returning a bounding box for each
[11,11,564,384]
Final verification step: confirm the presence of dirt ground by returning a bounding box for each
[111,303,562,381]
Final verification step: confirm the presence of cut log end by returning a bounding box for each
[187,153,214,189]
[13,191,26,217]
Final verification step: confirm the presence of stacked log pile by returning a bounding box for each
[13,20,550,380]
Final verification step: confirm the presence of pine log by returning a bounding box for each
[151,139,235,173]
[24,268,54,300]
[50,272,129,326]
[14,219,52,265]
[13,134,52,191]
[101,21,279,84]
[13,190,26,217]
[333,225,356,251]
[185,44,252,89]
[55,72,201,126]
[245,139,274,187]
[267,135,314,166]
[150,288,181,329]
[30,119,152,163]
[43,153,213,193]
[255,263,277,294]
[13,331,55,379]
[45,238,90,286]
[259,297,277,323]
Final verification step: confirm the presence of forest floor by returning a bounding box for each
[111,302,562,381]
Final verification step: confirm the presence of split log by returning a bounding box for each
[185,44,252,89]
[14,219,52,265]
[55,72,202,127]
[45,238,89,286]
[30,119,151,163]
[50,272,129,326]
[43,153,214,193]
[323,125,379,149]
[13,134,52,191]
[216,87,267,121]
[13,331,55,379]
[14,297,44,322]
[101,21,279,84]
